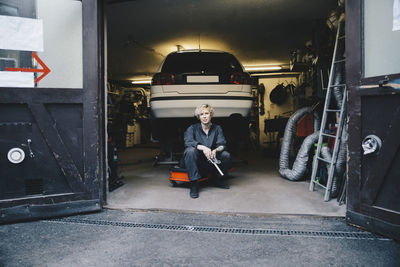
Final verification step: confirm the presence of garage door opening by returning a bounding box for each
[104,0,346,216]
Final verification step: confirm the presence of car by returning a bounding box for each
[150,49,253,156]
[150,49,253,119]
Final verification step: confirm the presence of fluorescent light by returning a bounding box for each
[131,80,152,84]
[244,66,282,71]
[250,72,301,77]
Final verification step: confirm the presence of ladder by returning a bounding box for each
[309,19,346,201]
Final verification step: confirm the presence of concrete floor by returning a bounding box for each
[107,147,346,216]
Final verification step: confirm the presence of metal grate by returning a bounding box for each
[46,218,388,240]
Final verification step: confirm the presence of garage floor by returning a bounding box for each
[106,146,346,216]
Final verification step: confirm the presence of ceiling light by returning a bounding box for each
[244,66,282,71]
[250,72,301,77]
[131,80,152,84]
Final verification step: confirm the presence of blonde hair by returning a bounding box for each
[194,104,214,119]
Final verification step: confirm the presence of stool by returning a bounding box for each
[169,166,235,187]
[169,166,209,187]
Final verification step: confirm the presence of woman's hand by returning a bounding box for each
[211,149,217,159]
[197,145,213,160]
[203,147,212,160]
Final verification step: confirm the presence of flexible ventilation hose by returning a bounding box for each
[320,146,336,195]
[320,128,348,197]
[279,107,320,181]
[313,111,321,132]
[333,64,344,108]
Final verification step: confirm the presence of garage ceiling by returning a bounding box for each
[106,0,337,82]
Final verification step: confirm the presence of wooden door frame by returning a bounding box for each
[83,0,106,204]
[346,0,400,239]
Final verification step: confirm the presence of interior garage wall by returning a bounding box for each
[258,76,298,145]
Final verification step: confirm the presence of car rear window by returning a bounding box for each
[161,52,243,74]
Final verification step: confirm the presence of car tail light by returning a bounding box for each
[230,72,251,85]
[152,72,175,85]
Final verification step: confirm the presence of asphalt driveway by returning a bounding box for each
[1,209,399,266]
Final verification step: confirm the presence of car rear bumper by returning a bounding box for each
[150,96,253,118]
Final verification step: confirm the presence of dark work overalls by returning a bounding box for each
[183,123,231,181]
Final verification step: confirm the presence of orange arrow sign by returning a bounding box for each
[6,52,50,84]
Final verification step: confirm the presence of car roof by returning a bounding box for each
[170,49,231,55]
[156,49,239,72]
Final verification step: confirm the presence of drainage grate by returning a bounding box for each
[46,218,388,240]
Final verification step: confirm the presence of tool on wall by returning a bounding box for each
[269,83,288,105]
[258,83,265,115]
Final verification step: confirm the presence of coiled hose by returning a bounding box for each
[320,126,348,197]
[279,107,320,181]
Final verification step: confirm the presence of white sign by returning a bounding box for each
[187,76,219,83]
[0,15,44,51]
[394,0,400,31]
[0,71,34,87]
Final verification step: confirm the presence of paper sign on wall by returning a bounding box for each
[0,71,34,87]
[394,0,400,31]
[0,15,44,51]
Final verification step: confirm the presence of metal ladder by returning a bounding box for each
[309,19,346,201]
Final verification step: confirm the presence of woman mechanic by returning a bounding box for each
[182,104,231,198]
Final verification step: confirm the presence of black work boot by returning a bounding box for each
[190,181,199,198]
[214,175,230,189]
